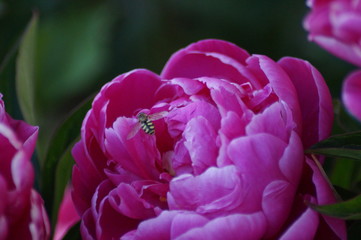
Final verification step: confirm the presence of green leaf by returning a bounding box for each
[41,95,93,226]
[50,139,78,231]
[15,13,38,125]
[309,194,361,220]
[62,222,81,240]
[305,131,361,161]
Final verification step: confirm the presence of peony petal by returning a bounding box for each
[162,40,251,84]
[71,141,104,214]
[170,77,205,96]
[306,158,347,239]
[167,100,221,139]
[342,69,361,121]
[168,166,244,216]
[183,116,218,174]
[105,117,161,180]
[80,209,96,240]
[179,39,250,64]
[245,102,295,143]
[170,212,209,239]
[29,190,50,240]
[332,12,361,42]
[313,35,361,67]
[97,69,163,124]
[201,77,250,117]
[252,55,302,135]
[108,183,157,219]
[227,133,289,212]
[279,207,319,240]
[54,186,80,240]
[93,182,140,238]
[278,57,333,147]
[133,211,180,240]
[217,111,249,167]
[278,131,304,185]
[177,212,267,240]
[262,180,296,238]
[171,139,193,175]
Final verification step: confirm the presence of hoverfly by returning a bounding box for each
[127,111,168,140]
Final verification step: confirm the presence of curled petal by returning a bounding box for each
[278,57,333,147]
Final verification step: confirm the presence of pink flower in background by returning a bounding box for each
[304,0,361,67]
[342,70,361,121]
[72,39,346,239]
[0,94,49,240]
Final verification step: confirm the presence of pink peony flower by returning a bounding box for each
[72,39,346,239]
[304,0,361,67]
[0,94,50,240]
[342,69,361,121]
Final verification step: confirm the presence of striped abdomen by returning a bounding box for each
[140,118,155,135]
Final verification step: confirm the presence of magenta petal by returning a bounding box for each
[170,77,205,95]
[91,181,139,238]
[168,166,244,215]
[11,150,34,192]
[217,111,249,168]
[183,116,218,174]
[333,13,361,41]
[71,141,104,214]
[28,190,50,240]
[167,100,221,138]
[180,39,250,64]
[278,131,304,185]
[278,57,333,147]
[134,211,180,240]
[171,139,193,175]
[245,102,295,143]
[314,35,361,67]
[170,212,209,239]
[80,210,96,240]
[204,77,250,117]
[262,180,296,238]
[105,117,161,180]
[108,183,156,219]
[177,212,267,240]
[342,70,361,121]
[306,158,347,239]
[100,69,163,123]
[279,207,319,240]
[161,40,251,84]
[252,55,302,134]
[227,133,286,211]
[0,176,8,239]
[54,186,80,240]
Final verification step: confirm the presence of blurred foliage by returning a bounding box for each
[2,0,361,238]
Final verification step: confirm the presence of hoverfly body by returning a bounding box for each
[127,111,168,140]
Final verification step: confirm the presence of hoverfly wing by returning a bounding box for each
[147,111,168,121]
[126,122,142,140]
